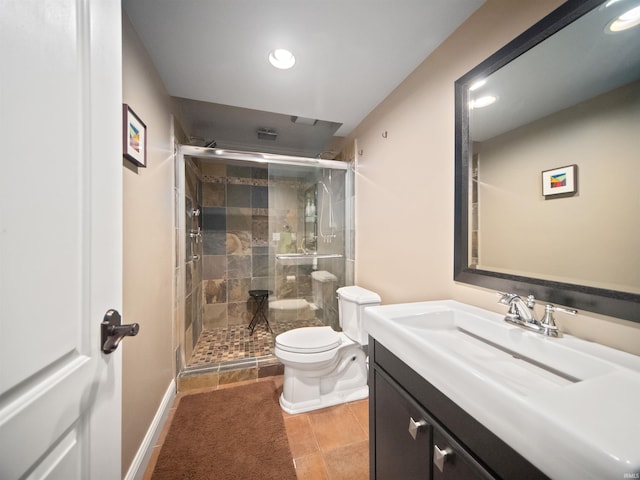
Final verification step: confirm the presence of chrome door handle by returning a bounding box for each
[434,444,453,472]
[101,309,139,354]
[408,417,427,440]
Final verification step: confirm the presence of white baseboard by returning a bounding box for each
[124,380,176,480]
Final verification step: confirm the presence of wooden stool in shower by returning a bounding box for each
[247,290,272,335]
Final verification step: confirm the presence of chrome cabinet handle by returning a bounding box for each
[408,417,427,440]
[433,444,453,472]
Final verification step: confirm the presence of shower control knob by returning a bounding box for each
[101,309,139,354]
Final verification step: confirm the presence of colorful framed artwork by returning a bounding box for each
[542,164,576,197]
[123,104,147,167]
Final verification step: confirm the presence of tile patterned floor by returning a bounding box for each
[284,394,369,480]
[187,319,325,367]
[144,376,369,480]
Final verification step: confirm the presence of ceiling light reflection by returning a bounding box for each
[609,5,640,32]
[469,95,497,109]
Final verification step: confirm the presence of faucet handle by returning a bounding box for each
[496,292,535,309]
[496,292,517,304]
[525,295,535,308]
[553,305,578,316]
[540,304,577,338]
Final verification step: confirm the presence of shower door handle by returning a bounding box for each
[101,309,139,354]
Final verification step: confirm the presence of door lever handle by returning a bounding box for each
[101,309,139,354]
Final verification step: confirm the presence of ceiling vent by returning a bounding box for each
[291,116,318,126]
[257,128,278,141]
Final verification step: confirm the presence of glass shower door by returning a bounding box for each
[268,163,350,331]
[176,145,354,379]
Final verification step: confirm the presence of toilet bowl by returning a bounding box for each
[275,285,381,414]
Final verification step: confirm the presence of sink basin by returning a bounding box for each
[391,306,614,392]
[364,300,640,480]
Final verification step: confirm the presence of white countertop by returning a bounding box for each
[364,300,640,480]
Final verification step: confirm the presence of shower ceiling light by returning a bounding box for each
[268,49,295,69]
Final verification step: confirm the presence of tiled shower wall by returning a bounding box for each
[180,157,352,365]
[199,162,272,330]
[184,157,203,361]
[270,176,313,310]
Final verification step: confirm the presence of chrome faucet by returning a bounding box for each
[496,292,577,337]
[498,293,536,324]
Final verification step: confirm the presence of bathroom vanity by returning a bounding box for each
[364,301,640,480]
[369,339,545,479]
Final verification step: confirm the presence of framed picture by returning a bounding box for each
[542,164,576,196]
[123,104,147,167]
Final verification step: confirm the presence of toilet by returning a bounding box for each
[275,285,381,414]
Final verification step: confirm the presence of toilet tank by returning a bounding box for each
[336,286,381,346]
[311,270,337,308]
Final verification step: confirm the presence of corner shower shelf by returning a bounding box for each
[276,253,344,266]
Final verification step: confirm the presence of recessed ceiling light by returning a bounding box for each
[608,5,640,32]
[469,95,497,109]
[268,49,295,69]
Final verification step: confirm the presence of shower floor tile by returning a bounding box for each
[187,318,325,367]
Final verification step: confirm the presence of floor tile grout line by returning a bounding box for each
[318,438,370,455]
[319,452,332,480]
[306,414,323,455]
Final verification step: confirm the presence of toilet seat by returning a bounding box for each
[275,326,341,354]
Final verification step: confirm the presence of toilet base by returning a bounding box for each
[279,385,368,415]
[278,347,369,414]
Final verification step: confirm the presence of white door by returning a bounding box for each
[0,1,123,479]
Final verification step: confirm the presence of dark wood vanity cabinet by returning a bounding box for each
[369,339,549,480]
[374,370,490,480]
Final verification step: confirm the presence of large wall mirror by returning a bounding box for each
[454,0,640,322]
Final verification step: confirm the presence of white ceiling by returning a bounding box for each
[123,0,484,157]
[469,0,640,142]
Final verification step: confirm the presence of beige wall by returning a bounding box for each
[122,13,175,477]
[477,81,640,293]
[348,0,640,355]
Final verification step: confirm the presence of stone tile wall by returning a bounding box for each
[190,160,348,336]
[184,157,203,361]
[200,163,271,330]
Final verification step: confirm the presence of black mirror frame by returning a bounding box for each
[454,0,640,323]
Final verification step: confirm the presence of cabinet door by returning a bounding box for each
[432,428,493,480]
[374,371,432,479]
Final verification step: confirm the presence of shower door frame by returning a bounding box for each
[175,145,353,374]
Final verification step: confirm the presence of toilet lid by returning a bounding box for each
[276,326,342,354]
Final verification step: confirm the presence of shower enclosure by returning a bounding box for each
[175,146,354,378]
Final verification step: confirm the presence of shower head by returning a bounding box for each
[316,151,336,160]
[188,136,217,149]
